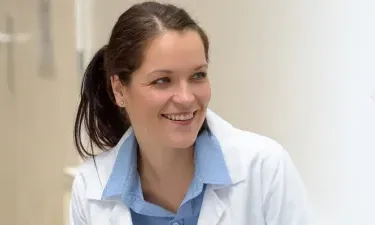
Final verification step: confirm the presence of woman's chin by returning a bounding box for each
[167,133,198,149]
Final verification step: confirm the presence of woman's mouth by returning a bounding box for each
[162,111,196,121]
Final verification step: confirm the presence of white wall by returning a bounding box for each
[1,0,78,224]
[88,0,375,224]
[0,0,17,223]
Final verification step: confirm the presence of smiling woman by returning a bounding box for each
[111,29,211,151]
[71,1,313,225]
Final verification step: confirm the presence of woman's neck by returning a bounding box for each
[137,145,195,212]
[137,145,195,182]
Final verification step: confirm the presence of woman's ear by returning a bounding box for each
[110,75,127,107]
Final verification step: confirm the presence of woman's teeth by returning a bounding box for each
[163,112,194,121]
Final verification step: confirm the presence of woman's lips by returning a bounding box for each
[161,111,197,125]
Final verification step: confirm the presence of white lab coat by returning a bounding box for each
[70,109,313,225]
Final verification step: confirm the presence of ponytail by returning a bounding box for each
[74,46,128,159]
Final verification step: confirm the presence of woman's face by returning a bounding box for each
[112,30,211,149]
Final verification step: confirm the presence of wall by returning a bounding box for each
[0,0,78,224]
[88,0,375,224]
[0,0,17,223]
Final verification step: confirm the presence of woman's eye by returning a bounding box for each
[152,77,170,85]
[192,72,207,80]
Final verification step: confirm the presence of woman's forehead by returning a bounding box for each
[140,30,207,72]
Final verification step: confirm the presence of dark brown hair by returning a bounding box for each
[74,1,210,159]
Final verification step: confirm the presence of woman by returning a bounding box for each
[71,1,312,225]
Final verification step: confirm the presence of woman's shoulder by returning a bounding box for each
[223,127,299,191]
[208,109,282,146]
[207,109,290,178]
[207,109,287,165]
[71,147,120,200]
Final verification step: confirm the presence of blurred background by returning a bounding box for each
[0,0,374,224]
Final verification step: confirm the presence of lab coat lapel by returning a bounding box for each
[198,186,227,225]
[109,202,133,225]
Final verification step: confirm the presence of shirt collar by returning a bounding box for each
[101,127,233,200]
[101,131,138,200]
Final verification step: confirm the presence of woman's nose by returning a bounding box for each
[172,83,195,105]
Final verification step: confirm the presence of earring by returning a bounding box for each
[120,101,124,105]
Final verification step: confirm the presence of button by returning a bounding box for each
[172,222,180,225]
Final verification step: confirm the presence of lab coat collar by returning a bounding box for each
[205,109,246,186]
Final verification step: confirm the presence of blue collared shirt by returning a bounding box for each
[101,129,232,225]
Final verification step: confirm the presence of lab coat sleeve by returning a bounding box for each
[69,173,88,225]
[262,149,314,225]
